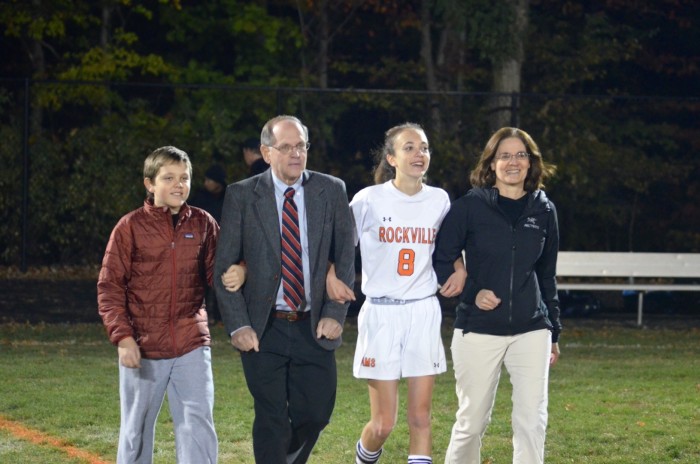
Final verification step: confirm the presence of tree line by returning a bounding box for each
[1,0,699,266]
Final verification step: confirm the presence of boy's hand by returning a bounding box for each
[326,263,355,303]
[231,327,259,352]
[222,264,247,292]
[118,336,141,368]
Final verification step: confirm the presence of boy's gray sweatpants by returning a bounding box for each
[117,346,217,464]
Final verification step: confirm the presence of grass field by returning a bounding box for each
[0,319,698,464]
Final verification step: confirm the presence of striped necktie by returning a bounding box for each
[281,187,304,310]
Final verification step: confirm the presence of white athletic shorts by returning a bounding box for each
[353,295,447,380]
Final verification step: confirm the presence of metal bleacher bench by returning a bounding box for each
[556,252,700,326]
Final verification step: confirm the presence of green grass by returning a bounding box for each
[1,320,698,463]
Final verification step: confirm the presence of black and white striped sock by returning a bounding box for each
[356,439,383,464]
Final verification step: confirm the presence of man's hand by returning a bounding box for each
[222,264,247,292]
[118,336,141,368]
[231,326,259,352]
[316,317,343,341]
[475,289,501,310]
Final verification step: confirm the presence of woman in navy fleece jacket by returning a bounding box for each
[434,127,561,464]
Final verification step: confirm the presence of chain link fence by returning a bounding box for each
[2,78,699,268]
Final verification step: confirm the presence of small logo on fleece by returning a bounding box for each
[184,233,195,239]
[523,217,540,230]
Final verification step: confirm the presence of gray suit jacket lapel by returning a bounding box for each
[253,170,281,256]
[303,171,326,279]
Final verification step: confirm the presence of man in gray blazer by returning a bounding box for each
[214,115,355,463]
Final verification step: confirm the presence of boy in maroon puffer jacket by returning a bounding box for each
[98,146,219,463]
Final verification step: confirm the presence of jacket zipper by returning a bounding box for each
[170,215,178,356]
[491,189,526,333]
[509,197,545,333]
[509,225,516,330]
[486,189,550,335]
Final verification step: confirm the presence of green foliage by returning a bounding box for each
[0,0,86,40]
[158,1,303,84]
[0,92,23,264]
[59,40,173,81]
[461,0,517,63]
[1,0,700,265]
[11,96,192,264]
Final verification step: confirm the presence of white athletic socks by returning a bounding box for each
[407,455,432,464]
[356,439,383,464]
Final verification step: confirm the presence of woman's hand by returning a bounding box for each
[440,267,467,297]
[475,289,501,310]
[326,263,356,303]
[550,342,560,366]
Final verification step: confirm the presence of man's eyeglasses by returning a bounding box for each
[494,152,529,161]
[269,142,311,155]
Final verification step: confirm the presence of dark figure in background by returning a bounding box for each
[190,163,227,323]
[190,164,227,224]
[242,137,269,177]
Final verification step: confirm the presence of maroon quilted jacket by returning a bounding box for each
[98,199,219,359]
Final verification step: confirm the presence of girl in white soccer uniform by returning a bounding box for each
[351,179,448,380]
[330,123,464,464]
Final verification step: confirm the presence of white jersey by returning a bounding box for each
[350,180,450,300]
